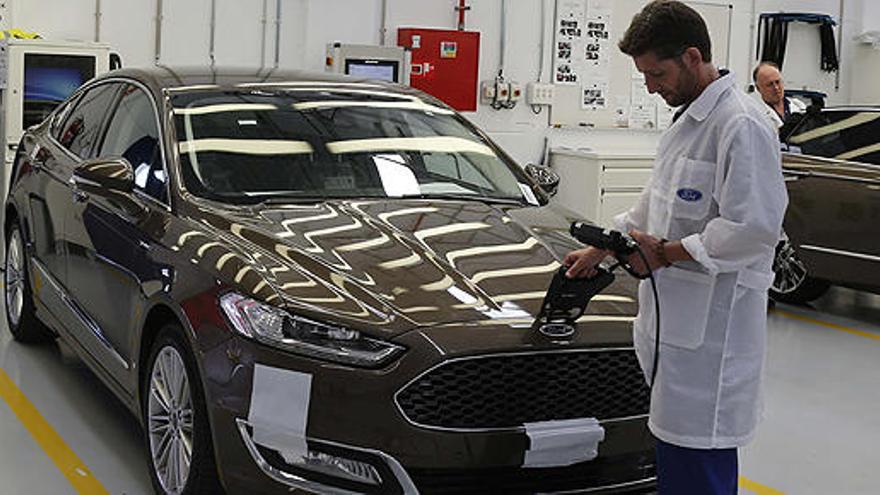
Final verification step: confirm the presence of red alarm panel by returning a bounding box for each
[398,28,480,112]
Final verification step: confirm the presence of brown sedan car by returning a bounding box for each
[4,67,655,493]
[772,106,880,303]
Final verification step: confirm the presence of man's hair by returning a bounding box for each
[752,61,781,83]
[618,0,711,62]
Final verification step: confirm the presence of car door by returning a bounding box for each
[783,109,880,287]
[26,83,120,321]
[64,82,172,383]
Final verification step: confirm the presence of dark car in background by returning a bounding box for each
[4,67,655,494]
[772,106,880,303]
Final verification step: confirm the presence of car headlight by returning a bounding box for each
[219,292,404,367]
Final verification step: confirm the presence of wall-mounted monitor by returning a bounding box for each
[326,43,410,85]
[23,54,96,129]
[345,59,399,83]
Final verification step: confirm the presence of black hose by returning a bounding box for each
[632,246,661,389]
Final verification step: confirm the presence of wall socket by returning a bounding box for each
[527,82,555,106]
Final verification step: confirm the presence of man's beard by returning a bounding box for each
[665,67,699,107]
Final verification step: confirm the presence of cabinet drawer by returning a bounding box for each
[601,168,652,189]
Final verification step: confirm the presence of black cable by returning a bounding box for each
[633,246,661,389]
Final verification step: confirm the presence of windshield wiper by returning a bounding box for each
[399,193,528,206]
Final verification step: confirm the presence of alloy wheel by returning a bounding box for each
[772,239,808,294]
[148,346,195,495]
[5,228,25,328]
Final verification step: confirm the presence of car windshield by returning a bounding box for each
[170,85,534,204]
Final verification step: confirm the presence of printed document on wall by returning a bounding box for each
[554,0,586,85]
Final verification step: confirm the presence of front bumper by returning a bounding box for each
[201,333,656,494]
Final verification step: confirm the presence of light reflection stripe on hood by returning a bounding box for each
[377,252,422,270]
[335,233,391,253]
[414,222,491,242]
[420,275,455,292]
[446,237,540,266]
[471,261,560,285]
[492,292,636,303]
[378,207,438,223]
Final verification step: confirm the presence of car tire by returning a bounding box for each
[4,221,53,344]
[143,324,223,495]
[770,239,830,304]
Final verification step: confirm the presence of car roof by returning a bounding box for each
[95,65,428,100]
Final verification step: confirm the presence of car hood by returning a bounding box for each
[181,199,638,339]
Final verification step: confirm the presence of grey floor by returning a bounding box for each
[0,287,878,494]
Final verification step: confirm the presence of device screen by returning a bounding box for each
[23,54,96,129]
[345,59,398,83]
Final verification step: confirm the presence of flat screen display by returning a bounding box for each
[23,54,96,129]
[345,59,398,83]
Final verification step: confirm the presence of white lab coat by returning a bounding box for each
[758,94,808,130]
[614,72,788,449]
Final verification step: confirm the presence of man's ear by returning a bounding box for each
[681,47,703,68]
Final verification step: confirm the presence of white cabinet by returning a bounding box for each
[549,148,654,226]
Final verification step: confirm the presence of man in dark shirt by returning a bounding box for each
[753,61,806,129]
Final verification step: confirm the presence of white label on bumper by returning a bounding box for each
[522,417,605,468]
[248,364,312,464]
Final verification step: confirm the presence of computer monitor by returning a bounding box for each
[345,59,399,83]
[23,54,96,129]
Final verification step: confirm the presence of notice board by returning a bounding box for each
[550,0,733,130]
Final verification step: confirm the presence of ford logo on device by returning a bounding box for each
[677,188,703,202]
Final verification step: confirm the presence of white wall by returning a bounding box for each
[849,0,880,103]
[4,0,869,164]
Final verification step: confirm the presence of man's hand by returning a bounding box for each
[626,230,667,276]
[563,246,612,279]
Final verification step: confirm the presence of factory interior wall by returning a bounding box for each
[0,0,869,165]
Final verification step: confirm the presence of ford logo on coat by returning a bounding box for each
[677,188,703,202]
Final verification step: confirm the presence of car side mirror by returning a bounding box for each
[525,163,560,198]
[73,157,135,194]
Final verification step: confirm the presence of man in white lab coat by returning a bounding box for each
[563,2,787,494]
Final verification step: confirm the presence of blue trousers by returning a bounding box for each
[656,438,738,495]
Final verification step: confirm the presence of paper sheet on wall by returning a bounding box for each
[581,78,608,110]
[554,0,586,85]
[583,0,612,72]
[629,102,657,130]
[630,79,651,107]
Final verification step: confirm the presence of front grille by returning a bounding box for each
[396,350,649,430]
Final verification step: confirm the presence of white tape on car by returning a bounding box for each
[522,417,605,468]
[248,364,312,464]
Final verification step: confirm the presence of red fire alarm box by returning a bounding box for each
[398,28,480,112]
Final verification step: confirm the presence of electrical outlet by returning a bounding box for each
[481,80,497,105]
[495,81,511,103]
[509,82,523,102]
[527,82,555,106]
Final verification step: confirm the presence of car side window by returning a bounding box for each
[50,97,78,142]
[99,84,167,204]
[788,110,880,165]
[57,83,119,159]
